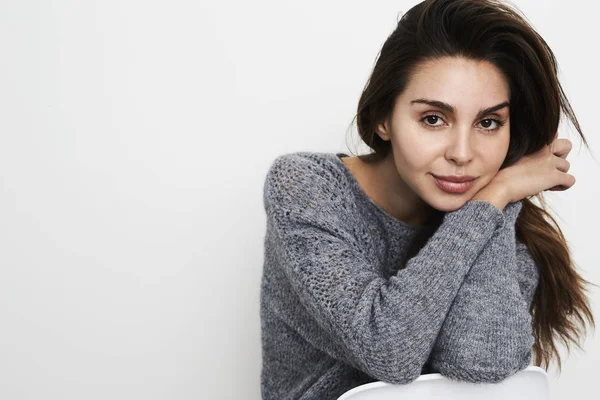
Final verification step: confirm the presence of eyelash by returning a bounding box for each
[419,113,507,133]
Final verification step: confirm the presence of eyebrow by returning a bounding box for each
[410,98,510,120]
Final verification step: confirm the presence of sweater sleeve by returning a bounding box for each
[263,154,512,385]
[427,200,540,383]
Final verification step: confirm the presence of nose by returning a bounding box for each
[445,127,474,166]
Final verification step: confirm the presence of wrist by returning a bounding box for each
[471,184,509,211]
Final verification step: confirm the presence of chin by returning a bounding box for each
[424,194,469,213]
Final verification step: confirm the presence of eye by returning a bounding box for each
[419,113,446,128]
[419,113,507,133]
[478,118,507,132]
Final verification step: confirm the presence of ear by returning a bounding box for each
[376,119,391,142]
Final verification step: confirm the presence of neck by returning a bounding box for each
[362,153,435,228]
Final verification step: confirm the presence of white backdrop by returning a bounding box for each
[0,0,598,399]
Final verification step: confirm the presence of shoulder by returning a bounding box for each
[265,151,342,186]
[263,151,348,212]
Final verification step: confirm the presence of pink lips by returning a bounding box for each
[432,174,477,194]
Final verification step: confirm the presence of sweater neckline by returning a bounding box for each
[332,152,421,233]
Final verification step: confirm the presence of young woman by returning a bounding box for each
[260,0,595,399]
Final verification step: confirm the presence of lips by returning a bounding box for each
[431,174,477,183]
[432,174,477,194]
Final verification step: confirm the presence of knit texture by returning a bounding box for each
[260,151,539,400]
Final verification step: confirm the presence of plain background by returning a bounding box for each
[0,0,598,399]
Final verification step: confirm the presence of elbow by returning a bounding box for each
[429,325,534,383]
[430,360,509,383]
[385,366,423,385]
[355,345,426,385]
[430,351,532,384]
[345,339,423,384]
[373,367,422,385]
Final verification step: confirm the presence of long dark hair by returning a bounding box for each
[346,0,595,372]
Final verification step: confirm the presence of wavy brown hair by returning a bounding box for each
[345,0,596,372]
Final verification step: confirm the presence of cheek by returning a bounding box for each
[483,135,510,169]
[390,129,439,172]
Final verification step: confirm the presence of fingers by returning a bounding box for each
[554,156,571,173]
[547,168,576,192]
[547,138,574,192]
[547,174,576,191]
[563,173,576,189]
[551,138,573,159]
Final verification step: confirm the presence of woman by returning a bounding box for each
[260,0,595,399]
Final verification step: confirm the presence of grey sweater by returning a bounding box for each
[260,151,539,400]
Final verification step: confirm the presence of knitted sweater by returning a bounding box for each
[260,151,539,400]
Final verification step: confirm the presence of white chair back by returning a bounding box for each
[337,366,550,400]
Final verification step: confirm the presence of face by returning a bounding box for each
[376,56,511,212]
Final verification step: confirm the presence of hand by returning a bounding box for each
[492,137,576,203]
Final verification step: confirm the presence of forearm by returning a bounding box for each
[428,200,536,383]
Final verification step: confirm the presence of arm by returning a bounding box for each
[263,154,513,385]
[427,200,540,383]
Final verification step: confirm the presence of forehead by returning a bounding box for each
[401,56,510,106]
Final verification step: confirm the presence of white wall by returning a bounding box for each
[0,0,597,399]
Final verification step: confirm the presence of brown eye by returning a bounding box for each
[478,118,507,133]
[420,114,445,128]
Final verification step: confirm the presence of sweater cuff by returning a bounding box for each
[458,199,522,230]
[503,200,523,227]
[451,199,503,228]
